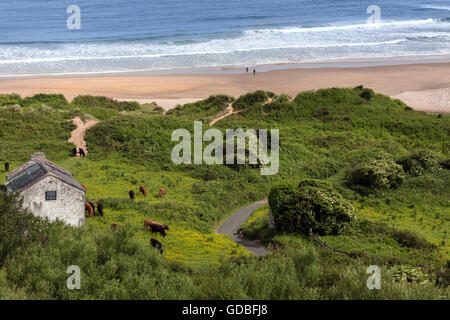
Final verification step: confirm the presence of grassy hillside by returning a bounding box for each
[0,88,448,299]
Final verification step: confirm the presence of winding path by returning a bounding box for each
[217,200,270,256]
[68,117,99,155]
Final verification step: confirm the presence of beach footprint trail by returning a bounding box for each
[68,117,99,155]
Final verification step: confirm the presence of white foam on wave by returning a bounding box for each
[0,18,448,75]
[0,39,412,64]
[245,18,439,35]
[422,5,450,11]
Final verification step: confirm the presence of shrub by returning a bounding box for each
[20,94,68,108]
[166,95,232,120]
[0,93,21,106]
[360,88,375,101]
[233,90,271,110]
[398,149,443,175]
[391,230,436,249]
[397,158,424,176]
[410,149,442,171]
[269,180,355,235]
[0,192,51,267]
[348,159,405,190]
[72,95,140,111]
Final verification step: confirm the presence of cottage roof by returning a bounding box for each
[5,153,85,193]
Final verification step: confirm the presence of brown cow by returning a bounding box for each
[139,185,147,197]
[85,202,94,218]
[129,190,135,200]
[111,222,120,230]
[159,188,166,198]
[144,219,169,231]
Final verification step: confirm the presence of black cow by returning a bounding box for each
[129,190,135,200]
[149,223,166,237]
[88,201,96,216]
[97,203,104,217]
[4,162,9,172]
[150,238,163,254]
[72,148,78,157]
[79,148,86,157]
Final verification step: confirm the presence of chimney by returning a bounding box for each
[30,153,46,161]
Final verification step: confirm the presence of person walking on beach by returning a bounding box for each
[246,67,249,73]
[253,69,256,76]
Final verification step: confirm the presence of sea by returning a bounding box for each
[0,0,449,77]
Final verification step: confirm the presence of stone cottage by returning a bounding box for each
[4,153,85,227]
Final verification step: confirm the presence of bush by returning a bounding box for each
[398,149,443,175]
[0,93,21,106]
[20,94,68,108]
[348,159,405,190]
[391,230,436,249]
[269,180,355,235]
[0,192,51,267]
[233,90,271,110]
[397,158,424,176]
[72,95,140,111]
[166,95,232,121]
[360,88,375,101]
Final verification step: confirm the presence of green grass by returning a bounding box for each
[0,87,449,299]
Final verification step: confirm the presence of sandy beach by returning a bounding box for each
[1,62,449,113]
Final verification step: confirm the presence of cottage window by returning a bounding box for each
[45,191,57,201]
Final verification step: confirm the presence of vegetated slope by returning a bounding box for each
[0,88,448,299]
[166,95,233,123]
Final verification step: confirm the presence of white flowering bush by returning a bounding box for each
[269,180,356,235]
[348,159,405,190]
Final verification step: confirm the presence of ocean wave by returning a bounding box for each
[245,18,441,34]
[0,39,411,64]
[422,5,450,11]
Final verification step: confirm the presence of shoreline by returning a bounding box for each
[2,54,450,80]
[0,62,449,114]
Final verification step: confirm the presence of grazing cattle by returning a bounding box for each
[144,219,169,231]
[97,203,104,217]
[72,148,78,157]
[144,219,152,229]
[88,201,96,216]
[129,190,135,200]
[139,185,147,197]
[79,148,86,157]
[111,222,120,230]
[4,162,9,172]
[85,202,94,218]
[159,188,167,198]
[150,238,163,254]
[149,223,166,237]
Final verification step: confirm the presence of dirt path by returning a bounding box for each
[68,117,99,155]
[217,200,270,256]
[209,103,234,126]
